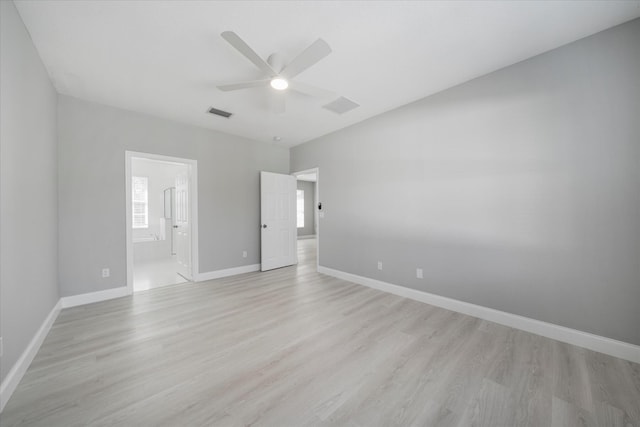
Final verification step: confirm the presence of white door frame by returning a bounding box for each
[125,151,199,294]
[292,167,320,272]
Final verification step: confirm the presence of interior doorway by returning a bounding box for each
[293,168,319,270]
[125,151,198,292]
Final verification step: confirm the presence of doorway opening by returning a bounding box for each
[293,168,319,270]
[125,151,198,292]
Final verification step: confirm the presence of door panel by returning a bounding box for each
[261,171,297,271]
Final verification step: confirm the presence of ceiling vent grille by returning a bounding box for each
[322,97,359,115]
[207,107,232,118]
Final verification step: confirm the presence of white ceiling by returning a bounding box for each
[14,1,640,147]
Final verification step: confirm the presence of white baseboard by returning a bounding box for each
[318,266,640,364]
[1,287,130,412]
[297,234,316,240]
[196,264,260,282]
[0,300,61,413]
[1,267,260,410]
[60,286,130,308]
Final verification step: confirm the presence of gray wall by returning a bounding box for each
[297,180,316,236]
[0,1,60,383]
[291,19,640,345]
[58,95,289,297]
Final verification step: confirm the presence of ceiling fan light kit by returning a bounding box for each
[218,31,356,114]
[270,77,289,91]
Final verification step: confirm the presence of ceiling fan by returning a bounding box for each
[217,31,337,113]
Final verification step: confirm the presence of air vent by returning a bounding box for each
[322,97,359,115]
[207,107,232,118]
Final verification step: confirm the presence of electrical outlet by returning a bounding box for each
[416,268,423,279]
[242,250,247,258]
[377,261,383,270]
[102,268,110,278]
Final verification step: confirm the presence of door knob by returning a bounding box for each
[262,224,267,228]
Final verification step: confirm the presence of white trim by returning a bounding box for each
[297,234,316,240]
[318,266,640,364]
[1,257,260,413]
[190,160,199,282]
[60,286,129,309]
[0,301,61,413]
[126,152,134,294]
[292,167,320,272]
[196,264,261,282]
[125,151,199,293]
[1,286,131,412]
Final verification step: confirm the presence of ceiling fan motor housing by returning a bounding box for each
[267,53,285,74]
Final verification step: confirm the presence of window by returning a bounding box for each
[132,176,148,229]
[297,189,304,228]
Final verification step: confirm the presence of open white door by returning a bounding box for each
[261,171,297,271]
[175,168,192,280]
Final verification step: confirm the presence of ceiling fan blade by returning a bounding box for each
[281,38,331,79]
[289,81,336,98]
[221,31,275,76]
[217,79,269,91]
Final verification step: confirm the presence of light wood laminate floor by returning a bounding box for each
[133,256,187,292]
[2,239,639,426]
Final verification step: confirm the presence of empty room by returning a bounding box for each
[1,1,639,426]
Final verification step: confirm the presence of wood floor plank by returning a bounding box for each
[457,378,519,426]
[551,396,598,427]
[2,239,639,426]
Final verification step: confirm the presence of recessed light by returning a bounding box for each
[270,77,288,91]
